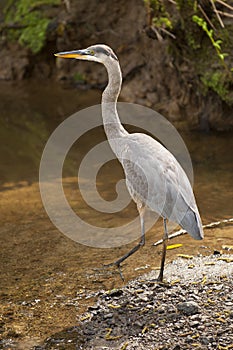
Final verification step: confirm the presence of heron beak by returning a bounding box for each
[54,49,89,59]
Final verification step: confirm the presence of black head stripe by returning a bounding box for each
[95,46,109,55]
[110,51,118,61]
[94,46,118,61]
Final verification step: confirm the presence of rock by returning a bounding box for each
[173,345,181,350]
[200,336,211,345]
[177,301,200,315]
[0,45,29,80]
[189,320,199,327]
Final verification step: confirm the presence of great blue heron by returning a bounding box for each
[55,44,204,282]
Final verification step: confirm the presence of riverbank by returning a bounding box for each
[34,254,233,349]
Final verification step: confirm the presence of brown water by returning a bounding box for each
[0,81,232,348]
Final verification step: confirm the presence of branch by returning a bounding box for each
[167,0,176,4]
[216,10,233,18]
[210,0,225,28]
[159,26,176,39]
[153,218,233,247]
[63,0,71,13]
[198,4,216,30]
[149,26,163,42]
[215,0,233,12]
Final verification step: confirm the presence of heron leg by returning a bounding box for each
[157,218,168,282]
[105,205,145,280]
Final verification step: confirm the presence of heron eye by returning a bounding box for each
[90,50,95,56]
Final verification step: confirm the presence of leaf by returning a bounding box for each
[214,42,221,50]
[218,53,226,61]
[209,29,213,37]
[166,243,183,250]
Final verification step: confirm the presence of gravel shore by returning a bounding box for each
[36,254,233,350]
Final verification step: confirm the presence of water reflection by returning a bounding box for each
[0,81,232,222]
[182,131,233,222]
[0,81,101,185]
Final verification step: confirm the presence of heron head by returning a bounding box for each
[54,44,118,64]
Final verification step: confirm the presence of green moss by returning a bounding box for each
[152,16,172,30]
[201,71,232,104]
[4,0,61,53]
[73,72,86,83]
[144,0,172,30]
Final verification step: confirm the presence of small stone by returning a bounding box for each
[177,301,200,315]
[166,312,178,321]
[134,320,143,327]
[225,302,233,307]
[201,315,209,322]
[173,345,181,350]
[205,322,212,327]
[190,314,200,320]
[107,289,123,297]
[208,336,215,343]
[88,304,100,311]
[138,296,149,302]
[200,336,210,345]
[197,325,205,330]
[190,320,199,327]
[185,336,193,343]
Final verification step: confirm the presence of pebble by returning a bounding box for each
[189,320,200,327]
[177,301,200,315]
[173,345,180,350]
[200,336,209,345]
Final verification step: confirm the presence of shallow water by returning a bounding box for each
[0,81,232,219]
[0,81,232,347]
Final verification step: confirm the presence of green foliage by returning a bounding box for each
[4,0,61,53]
[201,71,231,104]
[152,16,172,30]
[73,72,86,83]
[144,0,172,30]
[192,15,228,63]
[185,34,200,50]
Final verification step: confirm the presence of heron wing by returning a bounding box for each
[118,132,203,239]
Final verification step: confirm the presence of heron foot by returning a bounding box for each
[148,278,169,287]
[103,261,125,281]
[157,273,163,283]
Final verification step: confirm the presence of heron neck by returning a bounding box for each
[101,61,128,140]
